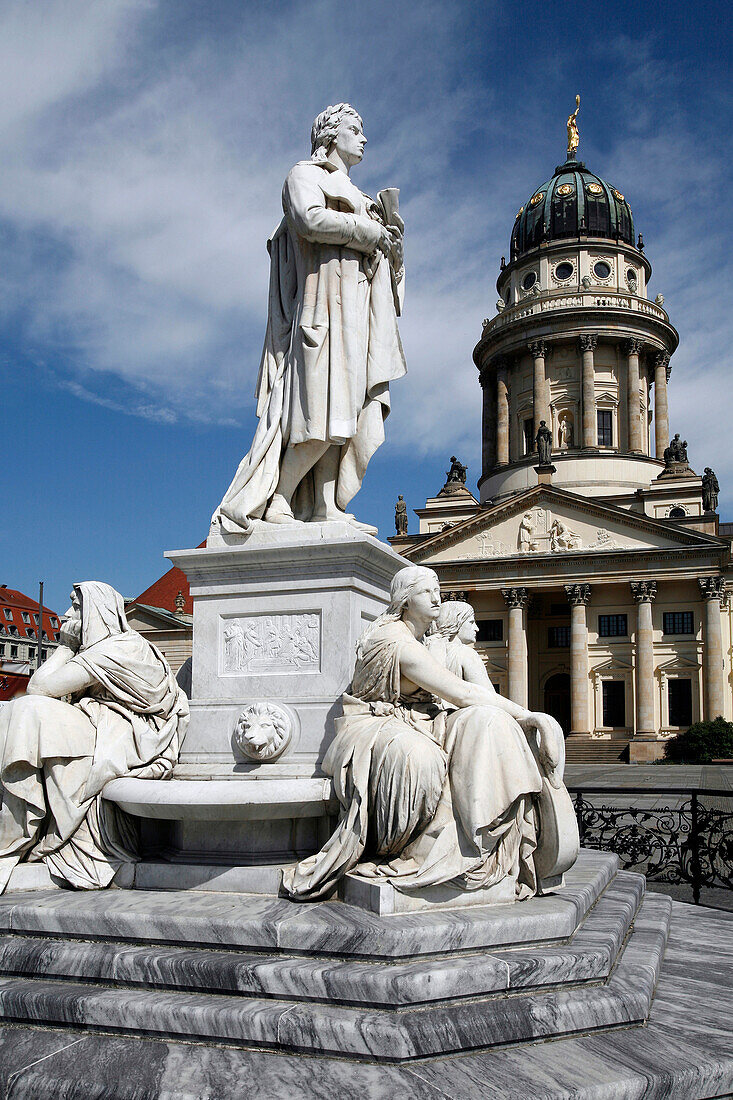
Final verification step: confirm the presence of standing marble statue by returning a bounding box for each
[0,583,188,892]
[212,103,406,536]
[282,567,576,902]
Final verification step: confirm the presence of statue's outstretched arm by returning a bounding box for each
[399,635,529,720]
[460,646,494,691]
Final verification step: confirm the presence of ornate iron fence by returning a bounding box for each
[570,786,733,904]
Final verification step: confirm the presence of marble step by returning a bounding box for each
[0,848,617,960]
[0,871,644,1008]
[0,893,672,1060]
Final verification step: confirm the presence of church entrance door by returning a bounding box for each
[544,673,571,737]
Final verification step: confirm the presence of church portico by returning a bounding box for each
[393,481,730,761]
[392,125,732,762]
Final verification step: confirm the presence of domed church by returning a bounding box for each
[392,103,731,763]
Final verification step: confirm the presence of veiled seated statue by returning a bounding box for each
[0,582,189,892]
[282,567,578,902]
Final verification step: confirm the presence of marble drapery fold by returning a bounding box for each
[0,582,189,892]
[212,160,406,533]
[282,621,542,901]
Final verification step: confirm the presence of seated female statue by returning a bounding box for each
[424,599,493,693]
[0,582,189,892]
[282,566,571,902]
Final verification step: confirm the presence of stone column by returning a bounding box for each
[699,577,727,720]
[654,351,671,460]
[630,581,657,736]
[502,587,530,708]
[480,369,497,479]
[579,335,598,449]
[565,583,592,735]
[496,362,510,466]
[529,340,549,440]
[625,338,644,453]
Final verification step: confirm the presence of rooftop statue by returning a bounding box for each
[566,94,580,159]
[439,455,468,496]
[0,583,188,892]
[664,433,689,467]
[394,494,408,535]
[211,104,406,536]
[702,467,720,512]
[446,456,467,486]
[282,567,578,902]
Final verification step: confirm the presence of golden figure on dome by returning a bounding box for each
[567,94,580,158]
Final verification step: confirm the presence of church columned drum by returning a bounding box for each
[391,133,731,763]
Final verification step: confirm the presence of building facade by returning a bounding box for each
[124,563,194,682]
[392,137,731,763]
[0,587,62,700]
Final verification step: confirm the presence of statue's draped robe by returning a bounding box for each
[282,621,543,901]
[213,160,407,533]
[0,583,188,892]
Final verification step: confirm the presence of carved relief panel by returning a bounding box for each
[221,612,321,675]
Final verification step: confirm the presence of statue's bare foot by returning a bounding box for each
[310,506,350,524]
[263,494,297,524]
[346,515,379,536]
[311,507,378,536]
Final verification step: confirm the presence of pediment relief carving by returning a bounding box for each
[410,488,725,566]
[430,505,638,564]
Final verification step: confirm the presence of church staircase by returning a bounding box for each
[564,736,630,765]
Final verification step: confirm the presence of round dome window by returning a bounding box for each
[522,271,537,290]
[626,268,637,284]
[554,261,574,281]
[593,261,611,279]
[556,183,574,197]
[530,191,545,207]
[586,182,604,195]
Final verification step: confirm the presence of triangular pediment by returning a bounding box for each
[593,655,633,674]
[408,486,725,565]
[657,655,701,673]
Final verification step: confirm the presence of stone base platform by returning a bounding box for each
[1,898,729,1098]
[0,851,673,1062]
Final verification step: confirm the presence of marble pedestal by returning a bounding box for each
[155,522,406,864]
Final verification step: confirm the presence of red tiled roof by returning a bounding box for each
[132,541,205,615]
[0,588,61,642]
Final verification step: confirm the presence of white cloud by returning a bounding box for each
[0,1,731,513]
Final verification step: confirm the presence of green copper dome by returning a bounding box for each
[510,158,635,260]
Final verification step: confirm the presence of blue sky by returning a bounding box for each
[2,0,732,614]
